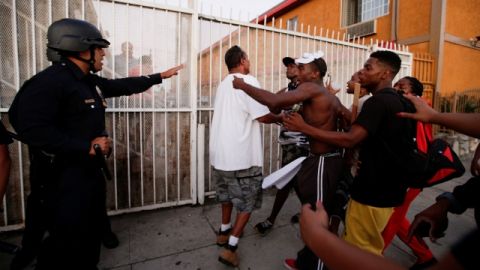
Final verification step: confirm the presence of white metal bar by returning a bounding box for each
[106,0,194,15]
[261,16,266,170]
[228,20,232,48]
[48,0,52,22]
[189,0,199,204]
[30,0,36,76]
[139,5,145,206]
[197,124,204,204]
[208,14,213,191]
[11,0,25,223]
[276,20,282,170]
[254,17,258,78]
[110,1,119,211]
[269,19,274,174]
[65,0,68,18]
[126,3,132,209]
[152,6,157,204]
[176,11,181,202]
[246,21,250,61]
[82,0,85,19]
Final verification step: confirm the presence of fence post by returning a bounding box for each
[189,0,199,204]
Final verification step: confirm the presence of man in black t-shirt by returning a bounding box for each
[0,122,13,202]
[283,50,410,256]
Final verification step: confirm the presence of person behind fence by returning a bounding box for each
[297,97,480,270]
[232,51,349,270]
[254,56,309,236]
[114,41,139,77]
[380,76,437,269]
[209,45,281,267]
[282,51,411,257]
[8,18,182,270]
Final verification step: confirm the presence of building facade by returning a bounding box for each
[258,0,480,96]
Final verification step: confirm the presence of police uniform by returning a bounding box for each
[9,58,164,269]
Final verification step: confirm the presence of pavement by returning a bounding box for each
[0,156,477,270]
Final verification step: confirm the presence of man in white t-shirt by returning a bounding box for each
[210,45,281,267]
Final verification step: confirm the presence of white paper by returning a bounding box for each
[262,156,307,189]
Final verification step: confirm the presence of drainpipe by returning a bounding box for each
[430,0,447,94]
[390,0,399,42]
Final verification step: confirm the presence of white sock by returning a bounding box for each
[228,235,239,246]
[220,223,231,232]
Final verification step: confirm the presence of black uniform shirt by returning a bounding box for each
[9,59,162,157]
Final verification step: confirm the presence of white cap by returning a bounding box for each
[295,51,325,64]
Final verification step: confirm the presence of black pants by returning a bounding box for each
[35,161,106,270]
[294,154,343,270]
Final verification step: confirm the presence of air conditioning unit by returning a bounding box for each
[346,20,376,38]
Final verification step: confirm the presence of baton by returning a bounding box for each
[94,144,112,181]
[0,240,20,254]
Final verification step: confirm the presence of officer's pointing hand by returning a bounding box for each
[160,64,184,79]
[89,137,112,156]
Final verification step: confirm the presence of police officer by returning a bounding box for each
[10,49,119,270]
[8,18,182,270]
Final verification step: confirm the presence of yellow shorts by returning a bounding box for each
[342,199,393,255]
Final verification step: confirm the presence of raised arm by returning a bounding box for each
[232,76,316,113]
[300,202,406,270]
[282,112,367,148]
[256,113,283,124]
[98,64,184,98]
[398,94,480,138]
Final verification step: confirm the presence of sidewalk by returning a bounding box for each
[0,157,477,270]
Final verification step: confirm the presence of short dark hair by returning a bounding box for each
[370,50,401,76]
[311,58,327,78]
[225,45,246,71]
[403,76,424,96]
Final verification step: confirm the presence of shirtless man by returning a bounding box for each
[232,51,349,270]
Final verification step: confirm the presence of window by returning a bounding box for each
[287,16,298,31]
[342,0,389,26]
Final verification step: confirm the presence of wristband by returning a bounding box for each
[436,192,465,214]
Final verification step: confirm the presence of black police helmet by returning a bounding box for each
[47,18,110,53]
[46,48,61,62]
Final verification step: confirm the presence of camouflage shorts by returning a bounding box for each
[281,144,309,166]
[214,166,263,213]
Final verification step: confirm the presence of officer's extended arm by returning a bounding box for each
[97,64,183,98]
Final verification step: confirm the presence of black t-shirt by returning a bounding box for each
[350,88,409,207]
[0,122,13,145]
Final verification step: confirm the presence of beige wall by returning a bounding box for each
[270,0,433,46]
[446,0,480,39]
[397,0,431,40]
[441,42,480,94]
[271,0,343,33]
[409,42,431,52]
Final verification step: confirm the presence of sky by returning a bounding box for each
[198,0,285,21]
[148,0,285,21]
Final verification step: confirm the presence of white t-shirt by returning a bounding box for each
[349,94,371,115]
[209,73,270,171]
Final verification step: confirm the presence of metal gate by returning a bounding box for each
[0,0,412,231]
